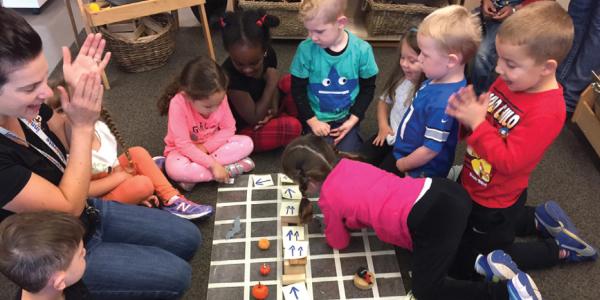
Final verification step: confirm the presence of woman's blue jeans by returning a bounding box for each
[83,198,202,299]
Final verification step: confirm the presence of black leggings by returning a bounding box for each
[406,178,508,300]
[450,189,561,280]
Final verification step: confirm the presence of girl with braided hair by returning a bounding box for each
[220,9,302,152]
[281,135,544,299]
[47,81,213,220]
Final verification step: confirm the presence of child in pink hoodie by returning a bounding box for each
[158,56,255,190]
[282,135,543,300]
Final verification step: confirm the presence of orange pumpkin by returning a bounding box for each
[252,282,269,300]
[257,239,270,250]
[260,263,271,276]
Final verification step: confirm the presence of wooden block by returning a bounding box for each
[282,273,306,285]
[281,215,301,225]
[113,24,145,41]
[142,17,167,34]
[284,260,306,275]
[106,20,138,33]
[288,257,307,265]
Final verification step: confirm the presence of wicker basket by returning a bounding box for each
[100,13,175,73]
[238,0,306,37]
[364,0,446,36]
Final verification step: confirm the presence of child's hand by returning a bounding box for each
[307,117,331,136]
[373,124,394,147]
[492,6,514,21]
[63,33,111,91]
[195,144,209,154]
[211,163,230,183]
[331,115,359,145]
[481,0,497,18]
[57,72,102,130]
[446,85,488,131]
[254,110,274,131]
[140,195,160,208]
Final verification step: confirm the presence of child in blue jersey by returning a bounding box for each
[290,0,378,153]
[380,5,481,178]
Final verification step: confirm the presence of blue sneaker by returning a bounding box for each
[474,254,495,282]
[507,272,542,300]
[535,200,578,238]
[152,156,166,171]
[475,250,521,282]
[555,229,598,262]
[161,196,213,220]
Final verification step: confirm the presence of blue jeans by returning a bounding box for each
[472,19,501,95]
[83,198,202,299]
[557,0,600,112]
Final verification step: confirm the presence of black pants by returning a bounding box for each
[359,134,393,166]
[406,179,508,300]
[450,190,561,280]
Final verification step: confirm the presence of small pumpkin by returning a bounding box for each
[260,263,271,276]
[257,238,270,250]
[252,282,269,300]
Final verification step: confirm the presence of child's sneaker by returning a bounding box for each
[152,156,166,171]
[226,157,255,177]
[555,229,598,262]
[534,200,578,238]
[507,272,542,300]
[475,250,520,282]
[161,196,213,220]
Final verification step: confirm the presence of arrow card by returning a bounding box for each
[282,282,309,300]
[283,241,308,259]
[279,201,300,217]
[279,173,295,184]
[252,174,274,187]
[281,186,302,200]
[282,226,305,243]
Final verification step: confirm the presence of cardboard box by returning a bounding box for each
[572,84,600,157]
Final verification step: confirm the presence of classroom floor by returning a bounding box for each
[0,22,598,299]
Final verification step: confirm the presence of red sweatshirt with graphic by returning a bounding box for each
[460,78,565,208]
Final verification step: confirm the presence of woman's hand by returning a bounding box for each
[57,72,102,130]
[63,33,111,91]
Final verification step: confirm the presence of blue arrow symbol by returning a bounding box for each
[294,231,300,240]
[290,286,300,299]
[284,188,295,198]
[289,245,295,256]
[286,205,295,214]
[255,178,268,186]
[286,230,293,241]
[298,246,304,256]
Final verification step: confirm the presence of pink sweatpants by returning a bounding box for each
[165,135,253,183]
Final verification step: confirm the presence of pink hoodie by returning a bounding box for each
[320,159,429,251]
[163,92,236,168]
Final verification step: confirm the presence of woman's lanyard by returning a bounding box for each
[0,117,67,173]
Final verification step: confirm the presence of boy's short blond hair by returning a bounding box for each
[497,1,573,65]
[300,0,347,23]
[418,5,481,63]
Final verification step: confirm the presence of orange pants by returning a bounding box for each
[102,146,179,205]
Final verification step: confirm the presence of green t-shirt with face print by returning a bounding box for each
[290,31,379,122]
